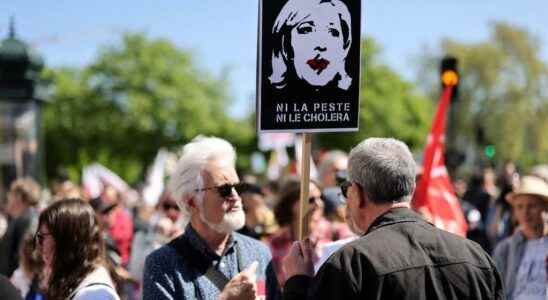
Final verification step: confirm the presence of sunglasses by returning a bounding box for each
[308,195,323,204]
[34,232,51,247]
[338,180,352,198]
[194,182,248,198]
[163,202,180,211]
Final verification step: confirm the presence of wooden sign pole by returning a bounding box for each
[298,133,312,240]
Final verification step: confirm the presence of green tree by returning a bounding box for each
[316,38,434,153]
[43,32,254,183]
[415,22,548,167]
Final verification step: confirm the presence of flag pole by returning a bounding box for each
[298,133,312,240]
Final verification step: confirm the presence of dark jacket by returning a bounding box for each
[0,208,36,277]
[0,275,22,300]
[284,207,503,300]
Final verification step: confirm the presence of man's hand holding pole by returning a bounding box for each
[283,238,315,279]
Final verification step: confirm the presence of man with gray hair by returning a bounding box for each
[143,136,279,300]
[281,137,503,299]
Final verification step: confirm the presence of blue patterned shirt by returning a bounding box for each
[143,224,280,300]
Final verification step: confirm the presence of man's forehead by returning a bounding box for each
[202,159,238,181]
[513,194,544,205]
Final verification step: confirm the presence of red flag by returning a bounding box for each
[413,86,467,236]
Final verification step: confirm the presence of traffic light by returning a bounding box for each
[440,56,459,101]
[485,145,495,159]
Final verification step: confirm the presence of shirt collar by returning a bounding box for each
[184,223,237,259]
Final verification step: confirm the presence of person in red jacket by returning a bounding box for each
[101,185,133,266]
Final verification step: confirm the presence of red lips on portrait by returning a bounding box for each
[307,56,330,74]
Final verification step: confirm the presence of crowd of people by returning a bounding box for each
[0,135,546,299]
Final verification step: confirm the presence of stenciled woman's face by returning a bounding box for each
[290,4,346,88]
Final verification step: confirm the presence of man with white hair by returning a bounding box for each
[143,136,279,300]
[281,137,503,299]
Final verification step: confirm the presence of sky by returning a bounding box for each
[2,0,547,118]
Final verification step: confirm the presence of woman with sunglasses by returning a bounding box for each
[267,177,332,286]
[35,198,120,300]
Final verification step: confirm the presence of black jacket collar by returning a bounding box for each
[365,207,427,235]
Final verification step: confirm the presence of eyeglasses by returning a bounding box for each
[338,180,352,198]
[194,182,248,198]
[34,232,51,247]
[163,203,180,211]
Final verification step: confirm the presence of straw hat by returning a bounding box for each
[531,164,548,183]
[508,175,548,203]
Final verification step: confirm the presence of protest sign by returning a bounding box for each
[257,0,361,132]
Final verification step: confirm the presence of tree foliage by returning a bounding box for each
[415,22,548,168]
[43,32,254,183]
[316,38,434,153]
[43,34,440,183]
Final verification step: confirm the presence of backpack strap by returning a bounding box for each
[69,282,115,299]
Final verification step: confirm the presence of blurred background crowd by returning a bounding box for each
[0,144,546,299]
[0,1,547,298]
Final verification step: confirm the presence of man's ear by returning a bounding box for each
[186,194,199,214]
[357,185,368,209]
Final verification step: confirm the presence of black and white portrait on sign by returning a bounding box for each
[269,0,352,91]
[258,0,361,132]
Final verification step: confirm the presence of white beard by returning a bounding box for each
[200,208,246,234]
